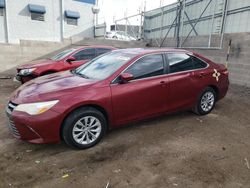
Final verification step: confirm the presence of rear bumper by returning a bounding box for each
[218,78,229,101]
[5,105,63,144]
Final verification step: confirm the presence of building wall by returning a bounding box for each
[0,0,95,44]
[64,0,94,38]
[6,0,61,43]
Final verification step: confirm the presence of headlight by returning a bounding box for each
[15,100,59,115]
[19,68,36,76]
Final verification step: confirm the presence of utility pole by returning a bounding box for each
[4,0,9,43]
[96,0,99,25]
[59,0,64,42]
[160,0,163,8]
[176,0,182,48]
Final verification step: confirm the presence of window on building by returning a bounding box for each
[124,54,164,80]
[67,18,78,26]
[0,8,4,16]
[65,10,80,26]
[167,53,193,73]
[28,4,46,22]
[0,0,5,16]
[31,12,44,21]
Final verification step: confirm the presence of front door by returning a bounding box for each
[111,54,169,125]
[69,48,96,69]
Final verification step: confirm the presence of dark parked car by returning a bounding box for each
[15,45,117,83]
[6,48,229,149]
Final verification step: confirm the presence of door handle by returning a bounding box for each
[197,72,206,78]
[160,81,167,87]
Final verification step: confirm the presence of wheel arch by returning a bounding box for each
[59,104,109,140]
[207,85,219,101]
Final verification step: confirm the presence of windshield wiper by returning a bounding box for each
[70,69,76,74]
[71,69,89,79]
[79,73,89,79]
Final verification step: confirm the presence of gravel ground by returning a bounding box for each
[0,77,250,188]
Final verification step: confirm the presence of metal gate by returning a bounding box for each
[144,0,229,49]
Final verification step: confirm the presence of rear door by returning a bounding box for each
[111,53,169,125]
[166,53,203,111]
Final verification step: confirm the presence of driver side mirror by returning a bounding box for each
[120,73,134,83]
[66,57,76,63]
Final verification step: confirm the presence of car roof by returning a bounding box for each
[112,48,193,56]
[73,45,117,50]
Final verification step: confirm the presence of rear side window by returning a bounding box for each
[192,56,207,69]
[96,48,112,56]
[124,54,164,80]
[73,48,95,61]
[167,53,193,73]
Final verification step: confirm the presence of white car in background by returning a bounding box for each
[105,31,137,41]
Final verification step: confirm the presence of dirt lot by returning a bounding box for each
[0,77,250,188]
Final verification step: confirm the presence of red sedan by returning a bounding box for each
[6,48,229,149]
[16,45,117,83]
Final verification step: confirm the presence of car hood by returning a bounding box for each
[18,59,57,69]
[10,71,97,104]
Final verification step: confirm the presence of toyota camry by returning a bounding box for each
[16,45,117,83]
[6,48,229,149]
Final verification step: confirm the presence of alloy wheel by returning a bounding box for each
[72,116,102,145]
[200,91,215,112]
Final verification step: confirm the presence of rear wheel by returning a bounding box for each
[194,87,216,115]
[62,107,107,149]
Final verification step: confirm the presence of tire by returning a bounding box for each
[62,107,107,149]
[194,87,216,115]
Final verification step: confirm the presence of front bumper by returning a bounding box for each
[5,102,63,144]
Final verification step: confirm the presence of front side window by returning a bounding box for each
[124,54,164,80]
[167,53,193,73]
[73,48,96,61]
[74,51,136,80]
[96,48,112,56]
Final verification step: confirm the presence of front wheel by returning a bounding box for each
[194,87,216,115]
[62,107,107,149]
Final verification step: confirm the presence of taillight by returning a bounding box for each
[221,69,229,75]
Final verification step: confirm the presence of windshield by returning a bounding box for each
[74,51,136,80]
[50,48,76,61]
